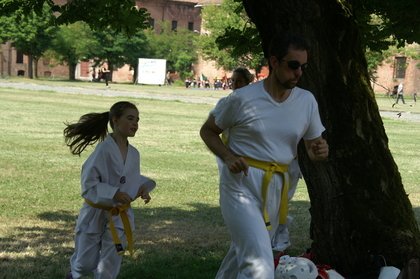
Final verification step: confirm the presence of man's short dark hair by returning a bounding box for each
[268,33,310,60]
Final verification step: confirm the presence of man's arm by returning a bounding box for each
[200,115,248,175]
[304,136,329,161]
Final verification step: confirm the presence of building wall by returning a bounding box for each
[0,0,228,83]
[373,56,419,97]
[0,42,68,78]
[137,0,202,33]
[4,0,416,91]
[36,57,69,79]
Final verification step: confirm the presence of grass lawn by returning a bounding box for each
[0,80,418,278]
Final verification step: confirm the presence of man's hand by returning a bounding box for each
[305,137,329,161]
[224,154,249,176]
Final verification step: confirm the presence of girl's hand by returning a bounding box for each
[113,191,132,204]
[136,188,151,204]
[141,192,151,204]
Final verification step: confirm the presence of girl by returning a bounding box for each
[64,101,156,279]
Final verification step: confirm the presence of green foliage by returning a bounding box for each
[0,3,57,59]
[0,0,151,35]
[90,27,151,74]
[365,47,385,80]
[51,22,100,66]
[353,0,420,49]
[145,22,199,79]
[198,0,264,71]
[201,0,419,75]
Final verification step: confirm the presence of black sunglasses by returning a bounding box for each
[281,59,308,71]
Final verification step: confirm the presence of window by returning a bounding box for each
[171,20,177,31]
[394,56,407,79]
[188,22,194,31]
[16,50,23,64]
[149,18,155,29]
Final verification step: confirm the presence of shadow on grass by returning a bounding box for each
[5,201,416,279]
[0,200,314,279]
[0,203,227,279]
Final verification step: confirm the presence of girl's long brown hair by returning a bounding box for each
[63,101,138,155]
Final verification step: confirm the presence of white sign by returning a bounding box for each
[137,58,166,85]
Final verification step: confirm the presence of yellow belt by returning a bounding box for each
[244,157,289,230]
[84,199,134,256]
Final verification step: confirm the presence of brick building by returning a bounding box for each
[0,0,223,82]
[372,48,419,97]
[1,1,417,93]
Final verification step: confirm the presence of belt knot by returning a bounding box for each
[84,199,134,257]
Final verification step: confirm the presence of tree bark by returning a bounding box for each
[68,63,76,81]
[34,58,38,79]
[242,0,420,276]
[27,54,33,79]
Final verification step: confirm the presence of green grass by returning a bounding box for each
[375,93,419,113]
[0,81,418,279]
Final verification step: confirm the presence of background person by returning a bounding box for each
[230,67,254,90]
[218,67,254,145]
[200,33,328,279]
[101,66,111,87]
[392,82,405,107]
[63,101,156,279]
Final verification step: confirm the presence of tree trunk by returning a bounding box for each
[133,64,138,84]
[242,0,420,276]
[33,58,38,79]
[108,62,113,82]
[27,54,33,79]
[68,62,76,81]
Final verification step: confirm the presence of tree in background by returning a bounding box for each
[0,3,58,78]
[0,0,152,81]
[241,0,419,276]
[89,27,152,83]
[0,0,151,35]
[145,22,199,80]
[48,22,100,80]
[118,30,152,83]
[199,0,264,73]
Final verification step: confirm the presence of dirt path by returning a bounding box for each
[1,80,419,122]
[0,80,221,105]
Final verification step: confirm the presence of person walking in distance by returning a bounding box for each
[63,101,156,279]
[200,33,328,279]
[392,81,405,107]
[102,66,111,87]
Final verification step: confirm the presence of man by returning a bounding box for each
[200,33,329,279]
[393,82,405,107]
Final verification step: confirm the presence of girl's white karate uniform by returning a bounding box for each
[211,81,325,279]
[69,135,155,279]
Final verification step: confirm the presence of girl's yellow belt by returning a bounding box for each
[244,157,289,230]
[84,199,134,256]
